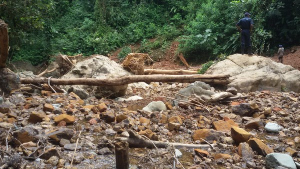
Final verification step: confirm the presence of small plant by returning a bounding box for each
[118,46,132,59]
[198,61,214,74]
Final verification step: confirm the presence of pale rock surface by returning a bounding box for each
[61,55,131,99]
[206,54,300,92]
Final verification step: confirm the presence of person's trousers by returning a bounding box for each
[241,30,251,54]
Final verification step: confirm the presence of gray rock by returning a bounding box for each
[121,131,129,137]
[45,156,59,166]
[266,153,297,169]
[98,147,112,155]
[246,161,256,168]
[59,138,71,147]
[39,148,61,160]
[175,81,214,102]
[73,153,84,164]
[265,122,283,133]
[226,87,238,95]
[64,143,81,151]
[67,86,89,99]
[232,103,259,116]
[0,68,21,94]
[0,97,3,104]
[105,129,117,136]
[0,122,13,129]
[46,128,74,142]
[142,101,167,112]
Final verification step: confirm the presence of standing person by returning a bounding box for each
[236,12,254,55]
[278,45,284,63]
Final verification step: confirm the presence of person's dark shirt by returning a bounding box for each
[236,17,254,30]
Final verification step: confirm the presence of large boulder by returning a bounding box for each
[61,55,131,99]
[206,54,300,92]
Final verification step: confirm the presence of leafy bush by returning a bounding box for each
[198,61,214,74]
[118,46,132,59]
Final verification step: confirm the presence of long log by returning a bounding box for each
[116,130,214,149]
[0,19,9,68]
[21,74,230,86]
[144,69,198,75]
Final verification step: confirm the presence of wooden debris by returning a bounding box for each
[0,19,8,68]
[115,141,129,169]
[20,74,230,86]
[116,130,215,149]
[144,69,198,75]
[178,53,190,69]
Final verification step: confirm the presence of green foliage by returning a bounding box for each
[198,61,214,74]
[118,46,132,59]
[2,0,300,65]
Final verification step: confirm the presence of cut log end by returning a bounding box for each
[115,141,129,169]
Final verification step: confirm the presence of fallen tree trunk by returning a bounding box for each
[0,19,9,68]
[144,69,198,75]
[21,74,230,86]
[0,20,20,94]
[116,130,215,149]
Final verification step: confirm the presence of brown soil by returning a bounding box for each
[109,41,201,71]
[271,46,300,70]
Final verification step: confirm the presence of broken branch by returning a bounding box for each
[144,69,198,75]
[116,130,215,149]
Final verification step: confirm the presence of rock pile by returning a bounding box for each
[0,80,299,168]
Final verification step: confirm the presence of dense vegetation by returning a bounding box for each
[0,0,299,65]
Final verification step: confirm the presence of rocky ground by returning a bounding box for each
[0,79,299,169]
[0,46,299,169]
